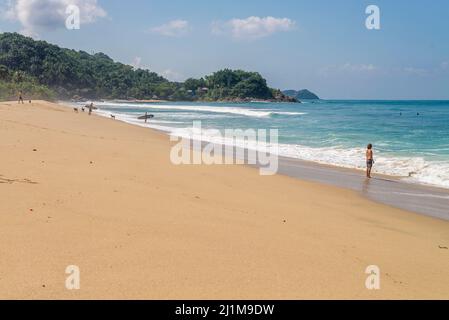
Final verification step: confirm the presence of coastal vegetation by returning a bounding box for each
[283,89,319,100]
[0,65,55,100]
[0,32,296,102]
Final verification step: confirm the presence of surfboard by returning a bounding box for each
[138,114,154,120]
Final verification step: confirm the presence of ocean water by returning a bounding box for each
[77,100,449,189]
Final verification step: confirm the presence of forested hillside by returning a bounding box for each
[0,32,296,102]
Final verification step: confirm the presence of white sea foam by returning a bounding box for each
[272,111,306,116]
[166,125,449,189]
[95,102,306,118]
[94,109,176,132]
[92,106,449,190]
[274,144,449,189]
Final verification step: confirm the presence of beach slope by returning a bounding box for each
[0,101,448,299]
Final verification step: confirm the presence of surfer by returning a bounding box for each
[366,144,374,178]
[138,112,154,122]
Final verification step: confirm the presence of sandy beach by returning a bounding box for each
[0,100,448,299]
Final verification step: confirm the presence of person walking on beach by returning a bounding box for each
[88,102,93,115]
[18,90,24,104]
[366,144,374,178]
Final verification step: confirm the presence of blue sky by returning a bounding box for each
[1,0,449,99]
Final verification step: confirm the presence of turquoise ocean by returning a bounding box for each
[76,100,449,190]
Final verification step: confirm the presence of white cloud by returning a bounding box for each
[402,63,449,76]
[319,62,446,78]
[212,16,296,40]
[150,20,190,37]
[403,67,429,76]
[341,63,377,72]
[5,0,106,36]
[131,56,142,69]
[161,69,185,82]
[319,63,378,77]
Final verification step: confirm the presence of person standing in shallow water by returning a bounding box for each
[366,144,374,178]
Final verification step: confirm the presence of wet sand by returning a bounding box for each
[193,141,449,221]
[277,157,449,221]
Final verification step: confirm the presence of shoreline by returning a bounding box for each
[70,97,300,104]
[1,100,448,299]
[85,102,449,220]
[80,99,449,192]
[276,156,449,221]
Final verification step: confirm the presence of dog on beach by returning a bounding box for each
[110,115,116,119]
[74,108,79,113]
[81,107,85,112]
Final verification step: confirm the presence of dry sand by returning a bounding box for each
[0,100,448,299]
